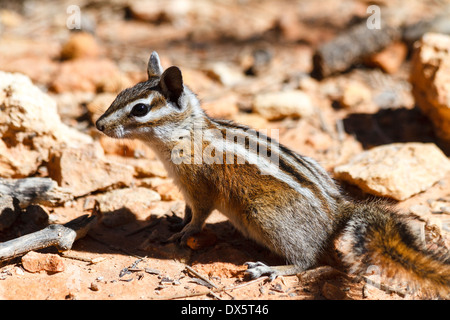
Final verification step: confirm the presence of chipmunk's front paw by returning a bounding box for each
[244,262,279,281]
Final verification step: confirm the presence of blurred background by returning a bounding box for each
[1,0,449,159]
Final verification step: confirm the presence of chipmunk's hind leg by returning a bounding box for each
[243,203,330,280]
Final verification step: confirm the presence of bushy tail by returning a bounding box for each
[338,201,450,298]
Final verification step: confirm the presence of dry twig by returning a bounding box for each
[0,214,96,262]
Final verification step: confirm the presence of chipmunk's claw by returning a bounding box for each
[244,261,279,281]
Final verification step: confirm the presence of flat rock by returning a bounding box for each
[47,143,135,197]
[21,251,65,273]
[333,143,450,200]
[96,187,161,227]
[252,90,314,120]
[96,187,161,212]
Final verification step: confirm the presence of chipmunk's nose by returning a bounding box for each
[96,119,105,132]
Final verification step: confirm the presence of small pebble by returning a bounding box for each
[90,282,99,291]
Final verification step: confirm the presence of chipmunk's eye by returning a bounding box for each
[130,103,150,117]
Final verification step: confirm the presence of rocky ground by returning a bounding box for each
[0,0,450,300]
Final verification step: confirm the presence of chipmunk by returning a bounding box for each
[96,51,450,297]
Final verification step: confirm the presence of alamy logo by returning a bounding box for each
[170,124,280,175]
[66,5,81,30]
[366,5,381,30]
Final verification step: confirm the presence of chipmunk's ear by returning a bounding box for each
[147,51,163,78]
[160,66,183,107]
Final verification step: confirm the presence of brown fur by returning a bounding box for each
[339,201,450,297]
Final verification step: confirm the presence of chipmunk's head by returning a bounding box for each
[96,51,192,140]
